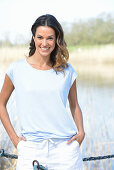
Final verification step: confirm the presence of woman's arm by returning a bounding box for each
[67,79,85,145]
[0,74,25,148]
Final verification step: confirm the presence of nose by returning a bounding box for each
[42,39,48,46]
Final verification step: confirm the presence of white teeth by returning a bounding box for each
[41,48,49,50]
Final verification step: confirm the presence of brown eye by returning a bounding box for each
[48,37,54,40]
[37,36,42,39]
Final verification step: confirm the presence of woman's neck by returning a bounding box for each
[27,54,53,70]
[29,53,52,67]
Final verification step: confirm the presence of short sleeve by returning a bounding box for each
[6,62,14,84]
[68,63,78,88]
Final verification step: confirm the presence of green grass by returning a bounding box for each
[67,44,114,53]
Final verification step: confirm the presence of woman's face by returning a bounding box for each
[33,26,56,58]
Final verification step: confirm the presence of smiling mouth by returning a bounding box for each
[41,47,49,51]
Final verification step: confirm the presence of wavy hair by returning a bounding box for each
[29,14,69,72]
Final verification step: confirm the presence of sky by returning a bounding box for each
[0,0,114,43]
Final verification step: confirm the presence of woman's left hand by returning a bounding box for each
[67,132,85,146]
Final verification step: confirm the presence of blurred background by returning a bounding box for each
[0,0,114,169]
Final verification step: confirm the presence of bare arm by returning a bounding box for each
[67,79,85,145]
[0,74,25,148]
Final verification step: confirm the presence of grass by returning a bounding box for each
[67,44,114,53]
[0,118,17,170]
[68,44,114,64]
[0,46,28,74]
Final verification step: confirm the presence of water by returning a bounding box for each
[0,71,114,170]
[77,76,114,170]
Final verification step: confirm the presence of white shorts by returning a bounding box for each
[16,138,83,170]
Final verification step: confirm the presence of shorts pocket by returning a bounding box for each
[17,140,25,149]
[74,140,80,146]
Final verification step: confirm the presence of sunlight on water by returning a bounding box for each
[77,77,114,170]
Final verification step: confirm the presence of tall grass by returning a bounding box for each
[0,46,28,74]
[1,45,114,80]
[69,44,114,64]
[68,44,114,86]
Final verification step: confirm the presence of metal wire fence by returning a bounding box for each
[0,149,114,169]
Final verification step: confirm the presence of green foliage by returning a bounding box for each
[65,13,114,46]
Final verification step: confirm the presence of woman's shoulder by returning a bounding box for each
[65,62,77,76]
[6,59,25,73]
[66,62,72,67]
[65,62,75,71]
[13,58,25,64]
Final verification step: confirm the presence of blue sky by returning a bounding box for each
[0,0,114,43]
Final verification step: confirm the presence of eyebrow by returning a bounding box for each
[48,35,55,37]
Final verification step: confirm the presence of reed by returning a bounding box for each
[81,86,113,170]
[68,45,114,86]
[69,44,114,64]
[0,46,28,74]
[0,119,17,170]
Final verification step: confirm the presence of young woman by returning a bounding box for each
[0,14,85,170]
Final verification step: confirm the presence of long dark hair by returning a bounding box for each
[29,14,69,72]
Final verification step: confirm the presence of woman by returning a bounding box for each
[0,14,85,170]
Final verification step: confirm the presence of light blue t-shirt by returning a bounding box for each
[6,58,78,142]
